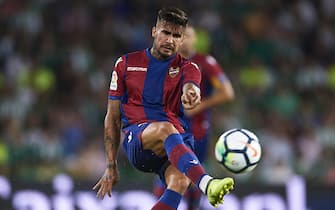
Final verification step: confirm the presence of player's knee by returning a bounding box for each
[177,177,191,193]
[167,175,191,195]
[155,122,178,140]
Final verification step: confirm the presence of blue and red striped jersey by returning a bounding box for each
[108,48,201,133]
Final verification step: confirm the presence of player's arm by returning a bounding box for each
[104,100,122,169]
[181,61,202,110]
[93,56,125,199]
[93,100,121,199]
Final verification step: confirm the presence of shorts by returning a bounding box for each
[122,122,195,185]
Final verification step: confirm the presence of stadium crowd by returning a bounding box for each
[0,0,334,186]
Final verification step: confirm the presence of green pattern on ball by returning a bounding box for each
[215,138,226,162]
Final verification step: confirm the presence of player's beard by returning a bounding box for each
[158,45,176,59]
[151,41,176,60]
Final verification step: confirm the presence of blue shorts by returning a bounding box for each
[122,123,195,184]
[194,135,209,163]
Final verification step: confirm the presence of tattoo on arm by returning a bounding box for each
[104,100,121,168]
[104,135,119,149]
[107,163,117,169]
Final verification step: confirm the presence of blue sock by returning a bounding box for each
[152,189,182,210]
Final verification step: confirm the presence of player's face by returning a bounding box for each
[179,26,196,57]
[151,21,185,59]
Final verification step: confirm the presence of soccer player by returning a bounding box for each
[93,8,234,209]
[154,25,235,209]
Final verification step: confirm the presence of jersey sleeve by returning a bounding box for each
[203,55,228,89]
[183,61,201,87]
[108,56,126,100]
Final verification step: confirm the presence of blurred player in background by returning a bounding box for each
[93,8,234,210]
[154,25,235,210]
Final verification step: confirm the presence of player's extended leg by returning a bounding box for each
[152,165,191,210]
[153,138,209,209]
[185,137,209,210]
[141,122,234,207]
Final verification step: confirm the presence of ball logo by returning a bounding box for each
[231,160,239,166]
[239,140,258,157]
[168,67,179,78]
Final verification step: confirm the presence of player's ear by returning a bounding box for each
[151,26,156,38]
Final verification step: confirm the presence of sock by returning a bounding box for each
[185,185,202,210]
[198,174,212,194]
[153,178,165,198]
[164,134,212,193]
[152,189,182,210]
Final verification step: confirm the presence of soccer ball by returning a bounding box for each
[215,128,261,173]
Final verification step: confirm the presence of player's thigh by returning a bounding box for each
[141,121,179,156]
[122,123,168,173]
[165,164,191,195]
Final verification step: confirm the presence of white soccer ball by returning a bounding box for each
[215,128,262,173]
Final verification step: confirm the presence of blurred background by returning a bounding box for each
[0,0,334,209]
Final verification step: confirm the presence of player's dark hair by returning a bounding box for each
[157,7,188,27]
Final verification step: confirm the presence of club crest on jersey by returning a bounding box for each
[168,67,180,78]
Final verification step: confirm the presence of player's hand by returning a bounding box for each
[184,102,202,116]
[93,167,119,199]
[181,85,201,110]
